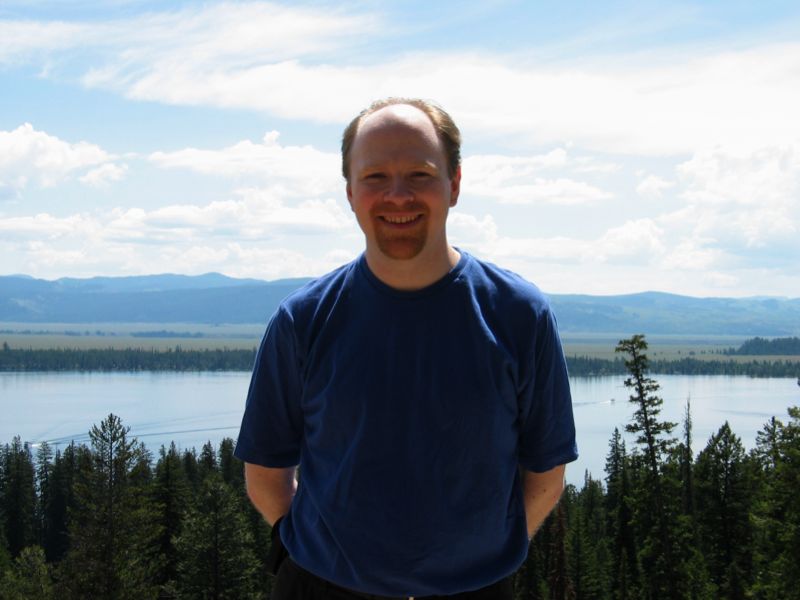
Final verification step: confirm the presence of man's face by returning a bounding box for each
[346,104,460,262]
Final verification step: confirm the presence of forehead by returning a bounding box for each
[351,105,443,164]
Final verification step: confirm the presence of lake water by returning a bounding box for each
[2,372,798,486]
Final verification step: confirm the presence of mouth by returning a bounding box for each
[379,214,424,226]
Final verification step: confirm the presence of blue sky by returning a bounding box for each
[1,0,798,297]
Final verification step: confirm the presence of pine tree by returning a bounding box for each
[605,429,638,599]
[751,407,800,599]
[153,442,191,592]
[174,473,260,599]
[694,422,754,597]
[0,437,37,558]
[58,414,162,599]
[218,438,244,491]
[198,441,217,482]
[43,443,91,563]
[0,545,53,599]
[615,335,678,599]
[568,474,608,599]
[182,448,200,492]
[679,398,695,518]
[547,502,574,600]
[34,442,53,554]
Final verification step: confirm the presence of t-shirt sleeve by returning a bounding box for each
[517,305,578,473]
[234,306,304,467]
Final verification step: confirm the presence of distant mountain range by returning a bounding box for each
[1,273,798,336]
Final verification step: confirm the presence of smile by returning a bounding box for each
[380,215,422,224]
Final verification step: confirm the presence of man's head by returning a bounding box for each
[341,97,461,182]
[343,99,461,267]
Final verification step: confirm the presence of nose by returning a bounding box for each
[384,175,413,203]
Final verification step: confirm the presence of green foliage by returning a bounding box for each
[617,335,692,599]
[2,352,800,598]
[694,422,754,596]
[615,335,677,467]
[728,336,800,356]
[0,545,53,600]
[57,414,162,599]
[2,346,798,376]
[0,437,37,558]
[153,442,191,590]
[173,474,260,600]
[750,407,800,599]
[0,346,256,372]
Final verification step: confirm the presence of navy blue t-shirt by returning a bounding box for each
[235,251,577,596]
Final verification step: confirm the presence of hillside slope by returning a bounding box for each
[2,274,798,335]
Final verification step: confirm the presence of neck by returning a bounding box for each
[365,244,461,291]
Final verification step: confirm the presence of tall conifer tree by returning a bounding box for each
[695,422,753,598]
[59,414,161,599]
[615,335,678,599]
[174,474,260,599]
[0,437,37,558]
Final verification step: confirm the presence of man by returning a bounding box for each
[235,98,578,599]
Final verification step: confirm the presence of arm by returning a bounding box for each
[244,462,297,526]
[522,463,566,539]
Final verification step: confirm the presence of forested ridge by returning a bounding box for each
[2,335,800,598]
[1,343,798,378]
[724,336,800,356]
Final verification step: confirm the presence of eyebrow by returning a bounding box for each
[358,159,440,172]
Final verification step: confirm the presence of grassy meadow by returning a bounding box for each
[3,324,798,367]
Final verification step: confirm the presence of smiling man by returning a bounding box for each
[235,98,578,600]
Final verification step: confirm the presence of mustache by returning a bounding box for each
[369,201,428,214]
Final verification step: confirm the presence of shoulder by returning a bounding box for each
[269,259,359,339]
[279,260,356,311]
[460,252,552,316]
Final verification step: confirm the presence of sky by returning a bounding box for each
[1,0,799,297]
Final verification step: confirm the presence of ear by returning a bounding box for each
[346,181,354,212]
[449,166,461,207]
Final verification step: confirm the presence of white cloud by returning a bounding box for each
[0,20,89,65]
[0,213,101,239]
[659,239,724,271]
[149,131,341,197]
[0,3,372,65]
[462,152,611,205]
[595,219,665,262]
[676,145,799,247]
[79,162,129,186]
[0,184,357,276]
[5,7,800,156]
[452,217,666,269]
[104,188,352,242]
[636,174,674,200]
[448,212,498,246]
[0,123,115,190]
[82,43,800,155]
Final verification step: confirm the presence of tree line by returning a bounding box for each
[2,343,798,377]
[514,336,800,599]
[723,336,800,356]
[1,335,799,598]
[0,417,271,599]
[0,344,256,372]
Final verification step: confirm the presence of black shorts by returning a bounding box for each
[271,556,514,600]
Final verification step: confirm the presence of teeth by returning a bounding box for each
[383,215,418,224]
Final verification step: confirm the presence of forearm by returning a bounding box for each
[244,462,297,526]
[522,464,566,539]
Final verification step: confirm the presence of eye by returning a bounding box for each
[364,172,386,181]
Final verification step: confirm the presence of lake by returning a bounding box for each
[2,372,798,486]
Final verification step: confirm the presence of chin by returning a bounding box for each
[375,235,427,261]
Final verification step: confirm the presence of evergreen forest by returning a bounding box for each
[1,335,799,598]
[2,342,799,378]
